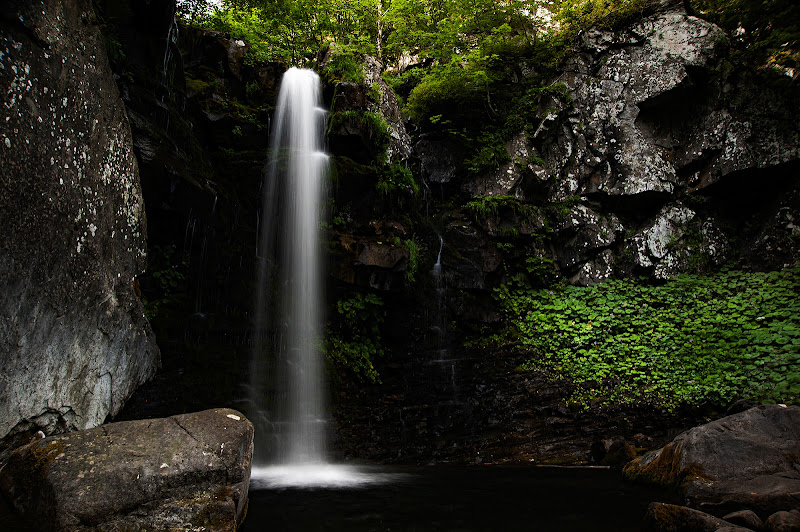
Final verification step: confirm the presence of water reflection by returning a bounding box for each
[244,465,679,531]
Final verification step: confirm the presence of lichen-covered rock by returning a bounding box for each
[0,408,253,531]
[547,9,729,199]
[569,249,617,286]
[361,54,412,163]
[0,0,159,448]
[539,1,799,231]
[463,133,535,198]
[554,204,624,273]
[625,202,727,278]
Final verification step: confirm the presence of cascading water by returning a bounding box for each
[250,67,393,489]
[251,67,328,466]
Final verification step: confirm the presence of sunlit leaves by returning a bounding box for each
[499,267,800,411]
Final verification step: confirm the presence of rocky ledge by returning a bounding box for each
[0,408,253,531]
[624,404,800,531]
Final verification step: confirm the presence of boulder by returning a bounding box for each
[590,436,637,467]
[723,510,765,531]
[0,0,159,449]
[643,502,753,532]
[0,408,253,531]
[765,511,800,532]
[625,405,800,518]
[688,473,800,519]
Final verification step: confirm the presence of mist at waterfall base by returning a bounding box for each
[242,465,678,531]
[249,67,393,489]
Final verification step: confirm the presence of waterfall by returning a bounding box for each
[251,67,329,466]
[249,67,397,489]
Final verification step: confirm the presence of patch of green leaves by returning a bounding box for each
[464,195,533,222]
[323,46,365,84]
[376,163,419,207]
[325,293,385,383]
[497,267,800,411]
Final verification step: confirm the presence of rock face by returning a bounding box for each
[625,405,800,520]
[93,0,286,423]
[533,3,800,278]
[0,408,253,531]
[436,1,800,286]
[0,0,159,449]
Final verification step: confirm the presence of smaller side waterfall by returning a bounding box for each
[162,16,179,85]
[428,234,459,399]
[432,234,446,350]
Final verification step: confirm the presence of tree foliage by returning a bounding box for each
[690,0,800,73]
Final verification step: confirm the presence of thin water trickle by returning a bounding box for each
[162,16,179,85]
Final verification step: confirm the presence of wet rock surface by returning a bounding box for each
[332,343,694,465]
[626,405,800,527]
[643,503,752,532]
[0,0,159,451]
[0,408,253,531]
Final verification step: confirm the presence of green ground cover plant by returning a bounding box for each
[325,293,385,383]
[496,267,800,411]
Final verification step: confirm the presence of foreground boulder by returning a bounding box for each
[0,408,253,531]
[625,404,800,523]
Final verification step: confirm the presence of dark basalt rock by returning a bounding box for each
[416,136,464,185]
[329,231,411,291]
[765,511,800,532]
[0,0,159,451]
[723,510,765,531]
[643,503,752,532]
[0,408,253,531]
[440,218,502,292]
[625,405,800,520]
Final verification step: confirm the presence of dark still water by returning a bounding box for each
[242,465,678,532]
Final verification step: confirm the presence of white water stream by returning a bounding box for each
[250,68,389,488]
